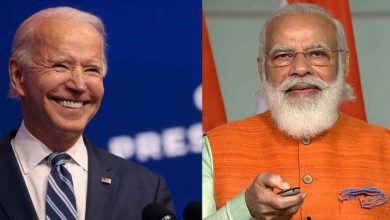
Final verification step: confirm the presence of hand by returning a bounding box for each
[245,172,306,220]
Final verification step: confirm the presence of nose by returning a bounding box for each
[289,52,313,77]
[66,68,87,93]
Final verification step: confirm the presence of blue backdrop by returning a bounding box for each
[0,1,201,219]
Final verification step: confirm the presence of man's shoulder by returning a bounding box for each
[85,138,161,181]
[338,113,390,140]
[0,132,14,167]
[339,113,390,132]
[83,138,174,218]
[0,130,17,143]
[0,130,17,155]
[206,111,274,137]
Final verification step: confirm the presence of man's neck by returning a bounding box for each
[23,121,82,152]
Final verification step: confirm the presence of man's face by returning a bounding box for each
[262,14,341,95]
[259,14,349,139]
[13,19,105,138]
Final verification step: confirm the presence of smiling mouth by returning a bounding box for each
[54,99,84,109]
[286,84,321,93]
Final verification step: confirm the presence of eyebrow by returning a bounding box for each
[83,59,103,67]
[267,42,332,54]
[84,63,102,70]
[267,44,292,54]
[305,42,331,50]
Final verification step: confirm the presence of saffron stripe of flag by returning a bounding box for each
[202,13,227,132]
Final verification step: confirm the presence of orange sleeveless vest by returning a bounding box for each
[207,111,390,219]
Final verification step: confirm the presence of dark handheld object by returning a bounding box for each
[142,202,177,220]
[183,201,201,220]
[277,187,301,197]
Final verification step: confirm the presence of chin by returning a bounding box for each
[50,117,89,135]
[263,73,345,139]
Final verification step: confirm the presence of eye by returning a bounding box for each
[85,66,102,75]
[271,51,294,60]
[307,50,330,58]
[53,63,69,71]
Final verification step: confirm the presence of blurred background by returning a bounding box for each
[0,1,201,218]
[204,0,390,127]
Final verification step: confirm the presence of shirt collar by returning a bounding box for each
[12,122,88,174]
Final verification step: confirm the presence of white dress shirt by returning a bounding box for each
[11,122,88,220]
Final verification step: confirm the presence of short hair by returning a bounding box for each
[9,6,107,97]
[258,3,348,64]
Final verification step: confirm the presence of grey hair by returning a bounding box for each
[258,3,354,101]
[259,3,348,64]
[9,6,107,98]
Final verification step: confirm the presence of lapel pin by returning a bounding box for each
[101,177,112,185]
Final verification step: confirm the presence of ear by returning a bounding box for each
[9,60,26,97]
[257,57,264,82]
[342,51,350,78]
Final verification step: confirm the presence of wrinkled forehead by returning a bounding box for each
[29,19,104,60]
[36,18,103,45]
[265,14,338,52]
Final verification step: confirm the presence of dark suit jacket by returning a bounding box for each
[0,131,175,220]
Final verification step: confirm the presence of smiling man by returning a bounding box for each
[0,7,174,220]
[203,3,390,220]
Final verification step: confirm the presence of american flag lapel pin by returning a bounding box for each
[101,177,112,185]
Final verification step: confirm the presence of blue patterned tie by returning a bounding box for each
[45,153,78,220]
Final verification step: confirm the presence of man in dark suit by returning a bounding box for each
[0,6,174,220]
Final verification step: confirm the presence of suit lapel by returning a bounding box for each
[0,132,38,220]
[84,138,118,220]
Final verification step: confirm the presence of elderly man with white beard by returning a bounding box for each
[202,3,390,220]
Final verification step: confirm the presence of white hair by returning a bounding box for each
[259,3,354,104]
[259,3,348,61]
[263,71,343,139]
[9,6,107,97]
[258,3,356,138]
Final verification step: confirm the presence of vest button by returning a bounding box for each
[305,216,311,220]
[302,174,313,184]
[301,137,311,145]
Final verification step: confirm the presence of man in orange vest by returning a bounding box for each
[203,3,390,220]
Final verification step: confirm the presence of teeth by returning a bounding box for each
[57,100,83,109]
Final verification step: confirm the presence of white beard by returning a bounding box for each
[263,73,346,139]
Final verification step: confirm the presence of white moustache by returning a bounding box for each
[278,76,330,93]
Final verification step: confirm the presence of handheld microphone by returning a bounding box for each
[183,201,201,220]
[142,202,177,220]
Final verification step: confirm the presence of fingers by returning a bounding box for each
[245,172,307,219]
[256,172,291,191]
[266,191,306,210]
[282,201,304,216]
